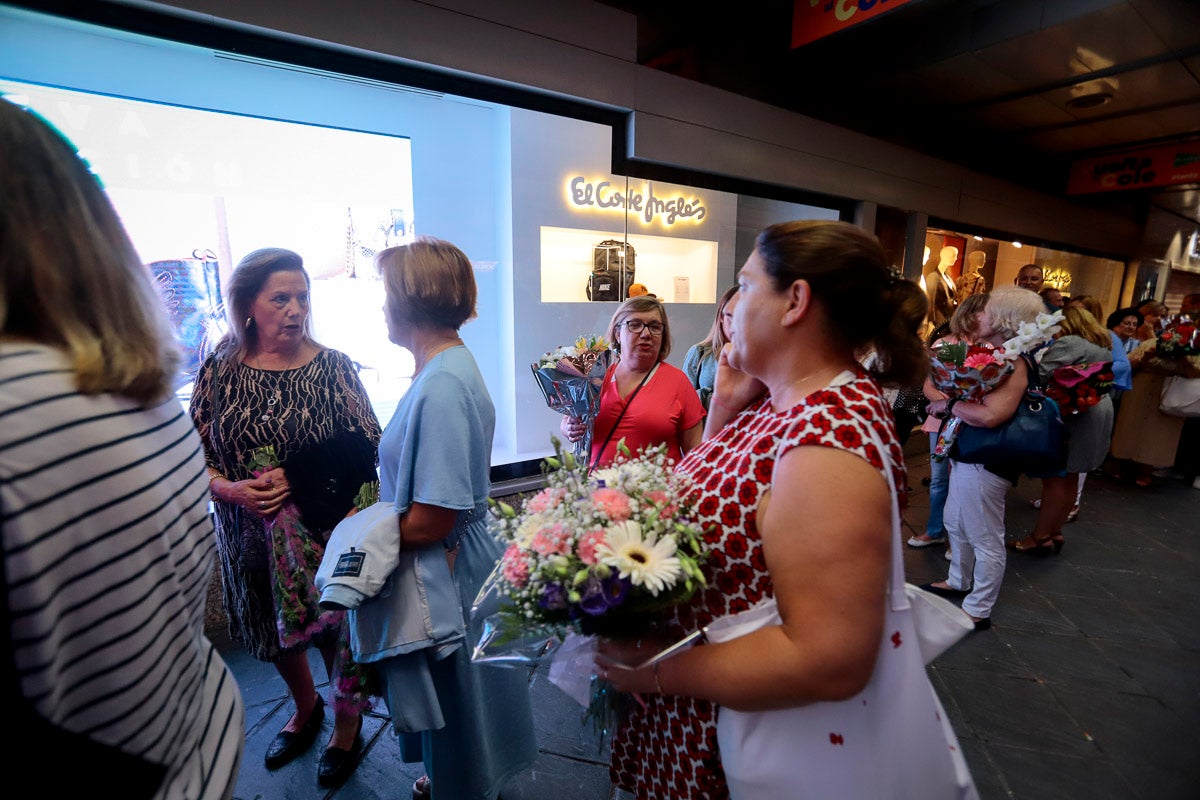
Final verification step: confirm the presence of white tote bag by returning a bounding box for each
[1159,376,1200,417]
[706,423,977,800]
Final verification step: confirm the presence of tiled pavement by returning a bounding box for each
[213,438,1200,799]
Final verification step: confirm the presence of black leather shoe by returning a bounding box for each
[919,582,969,600]
[972,617,992,631]
[317,716,363,788]
[264,694,324,770]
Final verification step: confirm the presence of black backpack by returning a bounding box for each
[586,239,636,301]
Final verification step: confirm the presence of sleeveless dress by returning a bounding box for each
[609,368,907,799]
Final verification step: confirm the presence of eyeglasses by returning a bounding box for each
[622,319,664,335]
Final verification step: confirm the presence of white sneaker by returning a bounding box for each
[907,534,944,548]
[945,548,952,561]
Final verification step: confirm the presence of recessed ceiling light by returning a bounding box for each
[1013,241,1023,248]
[1066,92,1113,110]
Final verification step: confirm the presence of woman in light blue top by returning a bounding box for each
[682,285,738,411]
[375,237,536,800]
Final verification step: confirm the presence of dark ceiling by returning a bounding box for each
[597,0,1200,234]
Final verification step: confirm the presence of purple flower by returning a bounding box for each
[539,583,568,611]
[579,577,609,616]
[602,574,631,607]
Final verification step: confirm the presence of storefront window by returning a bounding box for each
[923,227,1125,332]
[0,6,838,470]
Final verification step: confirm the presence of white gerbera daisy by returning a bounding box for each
[596,520,681,596]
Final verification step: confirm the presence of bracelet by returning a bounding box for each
[945,398,960,416]
[207,470,226,500]
[652,661,664,694]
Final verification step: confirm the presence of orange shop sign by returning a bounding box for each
[1067,142,1200,195]
[792,0,917,49]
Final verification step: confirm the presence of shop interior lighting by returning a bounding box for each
[1012,241,1022,248]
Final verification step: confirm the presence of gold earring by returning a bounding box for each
[245,316,254,328]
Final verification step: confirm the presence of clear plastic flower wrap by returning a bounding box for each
[929,311,1062,460]
[531,335,616,461]
[470,437,710,737]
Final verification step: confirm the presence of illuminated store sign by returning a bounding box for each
[792,0,916,49]
[1067,142,1200,195]
[566,176,706,226]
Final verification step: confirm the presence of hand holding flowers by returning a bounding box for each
[929,311,1062,460]
[532,334,616,460]
[472,437,709,736]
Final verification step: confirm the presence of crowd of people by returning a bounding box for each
[6,95,1197,800]
[912,262,1198,634]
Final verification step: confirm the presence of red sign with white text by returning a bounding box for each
[1067,142,1200,195]
[792,0,917,49]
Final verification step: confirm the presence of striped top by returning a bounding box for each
[0,343,244,799]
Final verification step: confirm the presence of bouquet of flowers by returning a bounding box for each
[930,311,1062,460]
[1044,361,1114,415]
[532,335,616,460]
[249,445,377,713]
[471,437,709,735]
[1135,316,1200,378]
[1156,317,1199,359]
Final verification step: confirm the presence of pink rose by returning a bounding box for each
[591,487,633,521]
[645,489,678,517]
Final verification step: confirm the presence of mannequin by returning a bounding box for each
[955,250,987,303]
[923,245,959,328]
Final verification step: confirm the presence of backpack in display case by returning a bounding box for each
[586,239,636,301]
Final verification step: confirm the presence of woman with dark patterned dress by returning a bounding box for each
[598,221,931,798]
[189,249,381,788]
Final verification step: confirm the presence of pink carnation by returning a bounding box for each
[577,528,607,565]
[591,487,633,521]
[526,487,566,514]
[501,545,530,587]
[530,522,571,556]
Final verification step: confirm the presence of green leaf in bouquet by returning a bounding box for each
[248,444,279,473]
[353,480,379,511]
[934,342,968,368]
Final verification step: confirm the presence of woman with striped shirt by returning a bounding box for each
[0,100,245,799]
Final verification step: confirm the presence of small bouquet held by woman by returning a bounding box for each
[1044,360,1115,415]
[531,335,616,460]
[471,438,708,727]
[930,311,1062,460]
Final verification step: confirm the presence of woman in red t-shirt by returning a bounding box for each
[561,296,705,468]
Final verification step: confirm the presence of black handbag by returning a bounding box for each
[284,429,379,533]
[948,354,1068,475]
[950,387,1067,475]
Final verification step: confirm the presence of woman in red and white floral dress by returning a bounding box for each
[598,221,932,798]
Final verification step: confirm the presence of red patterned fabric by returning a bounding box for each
[608,369,907,799]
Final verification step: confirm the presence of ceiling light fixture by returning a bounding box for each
[1066,92,1113,110]
[1013,241,1022,248]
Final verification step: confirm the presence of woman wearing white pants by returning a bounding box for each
[922,288,1047,629]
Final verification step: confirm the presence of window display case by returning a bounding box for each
[539,225,719,304]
